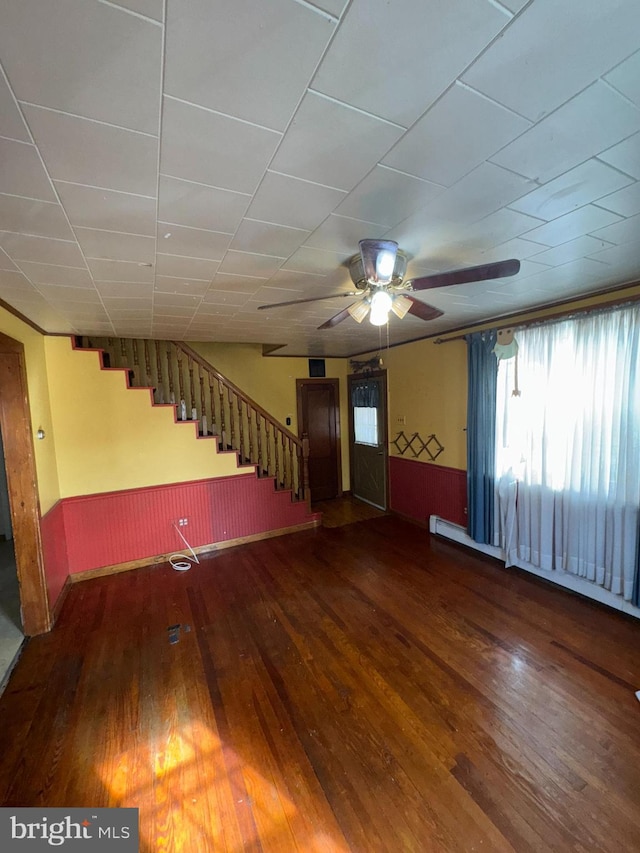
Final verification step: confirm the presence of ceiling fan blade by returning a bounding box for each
[409,258,521,291]
[257,291,358,310]
[318,305,355,330]
[406,296,444,322]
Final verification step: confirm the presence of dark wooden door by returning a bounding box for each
[349,372,388,510]
[297,379,341,502]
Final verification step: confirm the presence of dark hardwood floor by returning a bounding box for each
[1,515,640,851]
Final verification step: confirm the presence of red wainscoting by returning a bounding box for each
[41,474,318,579]
[389,456,467,528]
[40,500,69,609]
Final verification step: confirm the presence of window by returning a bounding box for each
[354,406,378,445]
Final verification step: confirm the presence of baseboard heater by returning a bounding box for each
[429,515,640,622]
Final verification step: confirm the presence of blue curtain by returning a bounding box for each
[632,537,640,608]
[466,331,497,544]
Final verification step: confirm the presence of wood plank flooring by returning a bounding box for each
[1,515,640,851]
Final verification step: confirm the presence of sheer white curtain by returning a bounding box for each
[494,304,640,599]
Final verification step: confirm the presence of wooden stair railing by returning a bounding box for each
[76,337,310,503]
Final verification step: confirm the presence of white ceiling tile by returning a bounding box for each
[208,275,267,294]
[383,82,530,187]
[283,246,347,275]
[165,0,335,131]
[16,261,94,288]
[420,163,536,226]
[524,257,611,292]
[441,208,545,251]
[155,254,219,280]
[523,204,623,247]
[491,81,640,182]
[157,223,232,261]
[231,220,309,257]
[0,195,74,240]
[112,0,163,22]
[23,106,158,196]
[0,269,40,294]
[75,228,155,264]
[528,236,614,267]
[0,248,18,271]
[605,48,640,108]
[153,292,201,308]
[598,132,640,180]
[246,172,346,231]
[595,181,640,218]
[201,290,251,307]
[55,182,156,236]
[267,270,328,292]
[462,0,640,120]
[0,68,30,142]
[510,160,634,220]
[0,0,161,134]
[271,91,403,191]
[34,284,101,302]
[0,231,86,267]
[94,281,154,299]
[587,241,640,268]
[0,138,56,201]
[102,297,153,311]
[158,175,249,233]
[161,97,280,194]
[218,251,284,277]
[335,166,445,228]
[87,258,154,283]
[313,0,507,127]
[304,214,385,255]
[590,212,640,246]
[154,276,210,297]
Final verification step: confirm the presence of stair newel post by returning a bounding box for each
[265,420,271,478]
[132,339,140,385]
[289,437,295,496]
[237,396,245,461]
[188,357,196,419]
[120,338,127,368]
[274,426,281,489]
[256,410,262,477]
[143,339,151,386]
[176,347,185,418]
[302,433,310,504]
[166,344,175,405]
[218,379,226,448]
[247,405,254,463]
[209,374,217,441]
[281,431,287,490]
[155,341,164,403]
[199,367,207,435]
[228,386,236,449]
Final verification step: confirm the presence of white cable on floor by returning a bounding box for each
[170,523,200,572]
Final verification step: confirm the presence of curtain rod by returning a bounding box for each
[433,288,640,344]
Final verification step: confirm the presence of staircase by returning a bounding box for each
[75,336,310,504]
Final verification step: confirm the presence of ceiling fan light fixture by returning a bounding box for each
[359,239,398,284]
[390,294,412,319]
[347,299,370,323]
[369,289,393,326]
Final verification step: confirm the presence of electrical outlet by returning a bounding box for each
[176,517,189,527]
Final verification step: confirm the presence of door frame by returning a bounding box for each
[347,369,389,509]
[0,332,51,635]
[296,377,343,500]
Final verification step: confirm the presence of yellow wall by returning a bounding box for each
[189,342,351,490]
[0,307,60,513]
[45,337,243,498]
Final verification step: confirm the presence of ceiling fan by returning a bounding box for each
[257,240,521,329]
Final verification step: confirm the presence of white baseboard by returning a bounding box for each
[430,515,640,621]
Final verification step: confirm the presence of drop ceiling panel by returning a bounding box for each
[158,176,249,233]
[34,284,101,303]
[154,276,210,297]
[313,0,507,127]
[218,251,285,278]
[0,249,18,271]
[74,228,155,264]
[157,223,232,261]
[87,258,154,283]
[94,281,154,299]
[246,172,347,231]
[605,48,640,108]
[0,0,162,134]
[462,0,640,120]
[590,212,640,246]
[16,262,94,288]
[0,138,56,201]
[523,204,623,247]
[383,82,530,187]
[160,97,281,194]
[598,132,640,180]
[491,82,640,182]
[0,195,74,240]
[0,232,86,267]
[0,70,30,142]
[54,182,156,236]
[113,0,164,22]
[164,0,335,131]
[528,236,614,267]
[283,246,348,275]
[596,181,640,218]
[231,220,309,257]
[303,214,385,255]
[335,166,445,228]
[22,106,158,196]
[510,160,634,220]
[155,254,219,280]
[270,91,404,191]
